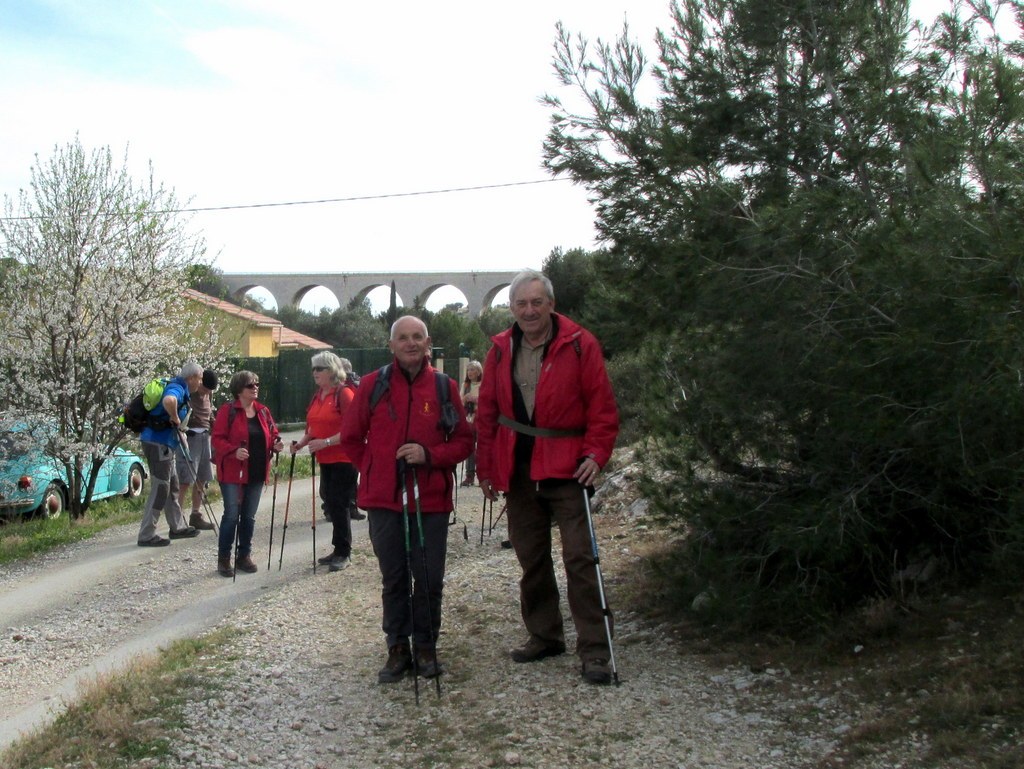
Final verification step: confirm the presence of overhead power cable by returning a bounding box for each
[0,178,567,221]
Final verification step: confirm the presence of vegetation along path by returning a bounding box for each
[1,456,962,769]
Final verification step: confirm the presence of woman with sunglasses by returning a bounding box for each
[211,370,284,577]
[291,352,357,571]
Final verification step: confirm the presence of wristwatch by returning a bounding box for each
[325,437,332,446]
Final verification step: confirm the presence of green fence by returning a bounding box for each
[228,348,393,425]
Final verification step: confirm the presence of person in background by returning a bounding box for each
[340,315,473,683]
[292,352,357,572]
[211,371,284,577]
[176,368,218,531]
[136,362,202,547]
[339,357,365,521]
[460,360,483,486]
[475,269,620,685]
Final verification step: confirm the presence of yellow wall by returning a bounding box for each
[185,297,281,358]
[245,327,277,357]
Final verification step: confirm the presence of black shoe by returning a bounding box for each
[500,539,512,549]
[169,526,199,539]
[581,657,612,685]
[510,638,566,663]
[328,555,351,572]
[350,509,366,521]
[138,535,170,547]
[378,643,412,683]
[318,550,341,565]
[416,648,442,678]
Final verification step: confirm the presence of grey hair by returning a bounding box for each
[179,361,203,379]
[310,351,346,383]
[339,357,354,374]
[509,269,554,303]
[389,315,429,340]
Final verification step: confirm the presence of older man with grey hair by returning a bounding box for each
[136,362,203,546]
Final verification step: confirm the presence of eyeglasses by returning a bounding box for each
[244,382,260,389]
[312,366,328,372]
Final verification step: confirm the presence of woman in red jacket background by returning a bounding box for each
[211,370,284,578]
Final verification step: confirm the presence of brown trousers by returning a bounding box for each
[506,466,613,659]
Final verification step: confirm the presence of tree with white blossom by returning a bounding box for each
[0,138,224,517]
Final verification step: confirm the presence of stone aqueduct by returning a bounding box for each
[220,271,518,318]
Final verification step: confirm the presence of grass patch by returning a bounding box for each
[0,495,146,565]
[0,628,239,769]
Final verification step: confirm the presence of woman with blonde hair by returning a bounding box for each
[291,351,357,571]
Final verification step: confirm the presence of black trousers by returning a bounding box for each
[367,508,448,650]
[320,462,357,557]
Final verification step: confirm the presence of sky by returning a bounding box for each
[0,0,975,311]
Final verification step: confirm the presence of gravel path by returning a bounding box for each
[2,472,905,769]
[153,486,845,769]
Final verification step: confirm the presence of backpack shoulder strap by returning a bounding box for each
[434,371,459,437]
[434,372,451,408]
[368,364,392,412]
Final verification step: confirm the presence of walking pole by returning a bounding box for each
[479,497,488,546]
[397,459,420,704]
[267,452,280,570]
[411,466,442,698]
[581,485,619,685]
[310,452,318,574]
[278,443,297,571]
[233,440,246,583]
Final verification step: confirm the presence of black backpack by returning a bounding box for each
[368,363,459,436]
[120,377,171,434]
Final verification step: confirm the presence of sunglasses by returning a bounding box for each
[312,366,328,372]
[244,382,260,389]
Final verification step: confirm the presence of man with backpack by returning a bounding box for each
[136,362,204,547]
[340,316,473,684]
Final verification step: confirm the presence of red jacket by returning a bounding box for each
[304,385,354,464]
[340,357,473,513]
[211,399,281,485]
[475,313,619,491]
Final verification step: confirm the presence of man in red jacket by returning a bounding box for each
[476,270,620,685]
[340,315,473,684]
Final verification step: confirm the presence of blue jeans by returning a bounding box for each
[218,480,265,559]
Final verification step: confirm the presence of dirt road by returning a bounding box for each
[0,474,335,750]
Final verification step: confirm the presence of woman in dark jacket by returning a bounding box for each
[211,371,283,577]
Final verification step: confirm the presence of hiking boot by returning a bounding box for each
[460,477,475,487]
[235,555,258,573]
[510,637,566,663]
[415,648,442,678]
[328,555,351,572]
[217,556,234,578]
[581,657,612,685]
[189,512,214,531]
[349,507,366,521]
[318,549,342,565]
[378,643,412,683]
[169,526,199,539]
[138,535,170,547]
